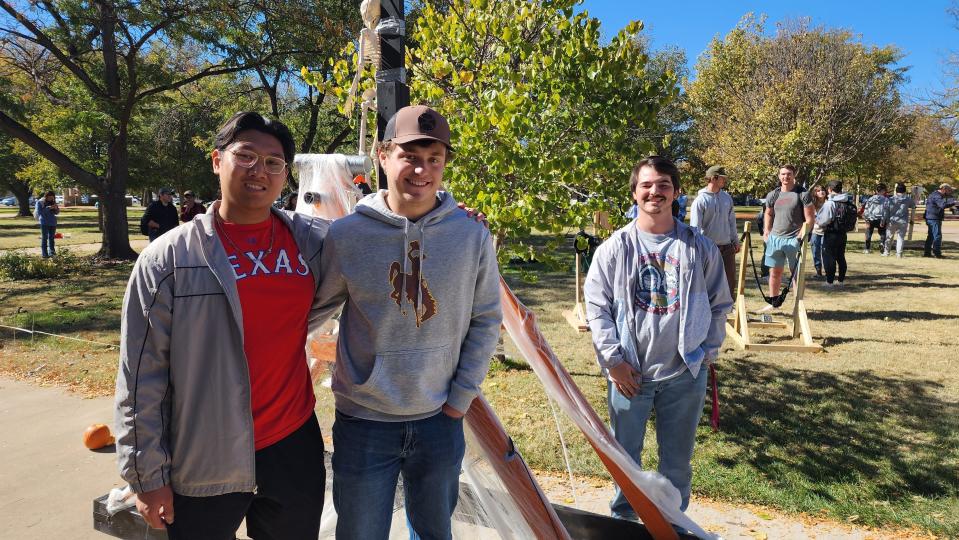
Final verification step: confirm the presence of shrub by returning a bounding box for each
[0,249,87,280]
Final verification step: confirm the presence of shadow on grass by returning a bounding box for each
[716,358,959,501]
[811,309,958,322]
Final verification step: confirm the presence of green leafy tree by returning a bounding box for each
[0,0,343,258]
[687,16,908,194]
[323,0,675,263]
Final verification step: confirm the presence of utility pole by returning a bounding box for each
[376,0,410,189]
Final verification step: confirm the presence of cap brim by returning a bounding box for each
[388,134,454,152]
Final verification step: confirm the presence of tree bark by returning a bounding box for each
[7,178,33,217]
[98,121,137,259]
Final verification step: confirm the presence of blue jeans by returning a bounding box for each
[608,368,707,517]
[40,225,56,257]
[332,410,465,540]
[810,233,823,274]
[924,219,942,256]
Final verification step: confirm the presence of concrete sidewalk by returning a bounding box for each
[0,377,121,539]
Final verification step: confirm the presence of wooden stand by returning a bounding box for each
[563,251,589,332]
[725,222,822,353]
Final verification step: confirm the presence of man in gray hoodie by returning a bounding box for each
[885,183,916,258]
[689,165,740,295]
[315,105,502,540]
[584,155,732,519]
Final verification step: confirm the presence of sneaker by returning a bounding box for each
[835,281,845,287]
[863,249,871,254]
[757,303,775,314]
[881,251,889,257]
[821,281,835,288]
[896,253,903,258]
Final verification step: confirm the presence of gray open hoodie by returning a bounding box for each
[315,191,502,421]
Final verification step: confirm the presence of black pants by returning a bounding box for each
[822,232,847,284]
[166,415,326,540]
[864,219,886,252]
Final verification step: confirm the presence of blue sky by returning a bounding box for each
[579,0,957,101]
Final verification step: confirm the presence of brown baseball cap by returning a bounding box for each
[383,105,452,150]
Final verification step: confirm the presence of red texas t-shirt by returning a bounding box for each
[217,214,316,450]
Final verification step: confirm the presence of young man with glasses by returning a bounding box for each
[115,112,331,539]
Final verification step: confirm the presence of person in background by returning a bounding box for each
[140,187,179,241]
[34,190,60,258]
[584,155,732,520]
[815,180,852,287]
[862,184,891,255]
[689,165,741,295]
[923,183,956,258]
[675,189,689,222]
[885,183,915,259]
[178,190,206,222]
[283,192,298,211]
[759,165,814,313]
[809,185,828,279]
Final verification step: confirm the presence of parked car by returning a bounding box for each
[1,196,16,206]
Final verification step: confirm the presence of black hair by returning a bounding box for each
[44,190,55,197]
[213,112,295,164]
[630,155,681,194]
[877,183,888,193]
[826,180,843,193]
[895,182,906,194]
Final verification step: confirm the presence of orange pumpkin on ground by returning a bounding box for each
[83,423,115,449]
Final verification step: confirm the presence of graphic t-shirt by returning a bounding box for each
[767,188,813,238]
[217,215,316,450]
[629,226,686,382]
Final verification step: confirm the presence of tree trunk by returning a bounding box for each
[98,124,138,260]
[9,179,33,217]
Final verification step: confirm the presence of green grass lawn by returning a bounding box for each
[0,219,956,536]
[0,206,145,250]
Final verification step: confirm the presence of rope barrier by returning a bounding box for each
[745,230,801,308]
[0,323,118,349]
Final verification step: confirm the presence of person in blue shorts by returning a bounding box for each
[758,165,814,313]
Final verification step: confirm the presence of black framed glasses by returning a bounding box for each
[228,149,287,175]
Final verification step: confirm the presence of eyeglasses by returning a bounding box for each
[228,149,287,175]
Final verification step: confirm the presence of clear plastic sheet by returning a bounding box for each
[293,154,362,220]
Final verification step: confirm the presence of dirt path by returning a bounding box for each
[6,239,149,256]
[535,473,933,540]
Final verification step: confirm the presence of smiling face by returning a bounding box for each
[378,140,448,220]
[212,129,286,223]
[633,165,678,218]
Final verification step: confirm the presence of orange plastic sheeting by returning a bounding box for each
[464,395,572,540]
[500,277,714,540]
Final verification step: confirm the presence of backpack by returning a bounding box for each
[828,198,858,233]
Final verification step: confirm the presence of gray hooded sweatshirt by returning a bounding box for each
[887,193,916,225]
[583,219,733,381]
[815,192,852,229]
[315,191,502,421]
[689,187,739,247]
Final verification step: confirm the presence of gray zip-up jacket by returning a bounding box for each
[315,191,502,421]
[583,219,733,379]
[114,203,330,496]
